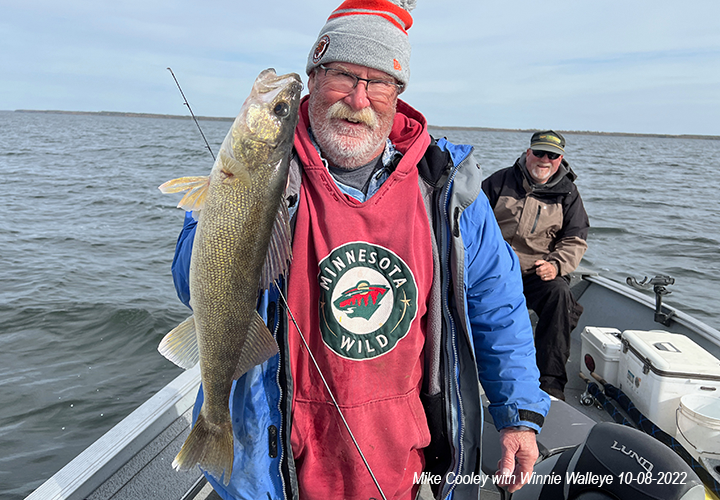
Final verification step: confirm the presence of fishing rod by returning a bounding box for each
[167,67,216,161]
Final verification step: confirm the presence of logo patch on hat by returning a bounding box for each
[393,58,402,71]
[312,35,330,64]
[318,242,418,360]
[539,134,561,145]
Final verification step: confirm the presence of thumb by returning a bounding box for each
[497,439,519,476]
[499,452,516,477]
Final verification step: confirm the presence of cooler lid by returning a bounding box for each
[621,330,720,379]
[582,326,622,353]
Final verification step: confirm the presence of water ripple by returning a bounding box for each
[1,113,718,499]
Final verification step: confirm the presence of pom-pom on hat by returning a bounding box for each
[306,0,416,88]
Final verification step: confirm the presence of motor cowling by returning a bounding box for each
[512,422,704,500]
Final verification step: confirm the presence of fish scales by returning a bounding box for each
[157,68,302,484]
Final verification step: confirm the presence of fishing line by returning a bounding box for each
[168,76,384,497]
[167,67,216,161]
[275,281,388,500]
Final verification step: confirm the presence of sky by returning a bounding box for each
[2,0,719,136]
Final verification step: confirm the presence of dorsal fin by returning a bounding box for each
[259,201,292,291]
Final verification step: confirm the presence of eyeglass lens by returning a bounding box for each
[322,67,399,100]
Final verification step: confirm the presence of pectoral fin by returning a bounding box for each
[259,201,292,291]
[159,176,210,212]
[218,150,252,188]
[158,316,200,370]
[232,312,279,380]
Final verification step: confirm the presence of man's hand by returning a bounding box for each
[494,427,539,493]
[534,259,557,281]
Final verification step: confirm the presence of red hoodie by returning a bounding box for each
[286,98,434,500]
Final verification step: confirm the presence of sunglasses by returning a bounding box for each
[531,150,561,160]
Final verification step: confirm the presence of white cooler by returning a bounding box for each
[618,329,720,436]
[580,327,622,386]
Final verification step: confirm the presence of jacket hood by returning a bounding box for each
[516,152,577,195]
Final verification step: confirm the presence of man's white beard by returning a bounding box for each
[529,164,554,183]
[310,100,393,170]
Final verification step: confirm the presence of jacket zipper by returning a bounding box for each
[530,205,542,234]
[271,287,289,500]
[441,166,464,499]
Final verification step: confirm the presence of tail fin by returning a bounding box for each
[172,412,234,486]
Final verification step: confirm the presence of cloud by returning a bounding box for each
[2,0,720,134]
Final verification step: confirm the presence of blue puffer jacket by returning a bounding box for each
[171,135,550,500]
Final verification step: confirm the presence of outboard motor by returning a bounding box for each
[511,422,704,500]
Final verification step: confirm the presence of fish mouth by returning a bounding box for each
[238,69,303,147]
[255,69,304,95]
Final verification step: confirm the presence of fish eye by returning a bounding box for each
[273,101,290,117]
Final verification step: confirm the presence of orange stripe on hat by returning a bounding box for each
[328,0,413,32]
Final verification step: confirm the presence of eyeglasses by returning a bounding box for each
[531,150,561,160]
[318,64,404,101]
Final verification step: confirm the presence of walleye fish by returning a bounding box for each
[157,68,302,485]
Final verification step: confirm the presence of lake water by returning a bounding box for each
[1,110,718,499]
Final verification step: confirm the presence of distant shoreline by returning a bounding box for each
[14,108,235,122]
[12,109,720,141]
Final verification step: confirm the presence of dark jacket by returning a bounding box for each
[481,153,589,276]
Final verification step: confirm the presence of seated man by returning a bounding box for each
[482,131,589,400]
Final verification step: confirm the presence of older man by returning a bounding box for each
[172,1,549,499]
[482,131,590,402]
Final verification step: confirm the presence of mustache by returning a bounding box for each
[326,101,378,128]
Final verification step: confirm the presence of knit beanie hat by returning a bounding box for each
[306,0,417,87]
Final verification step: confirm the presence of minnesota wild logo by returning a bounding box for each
[318,242,417,360]
[333,281,390,320]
